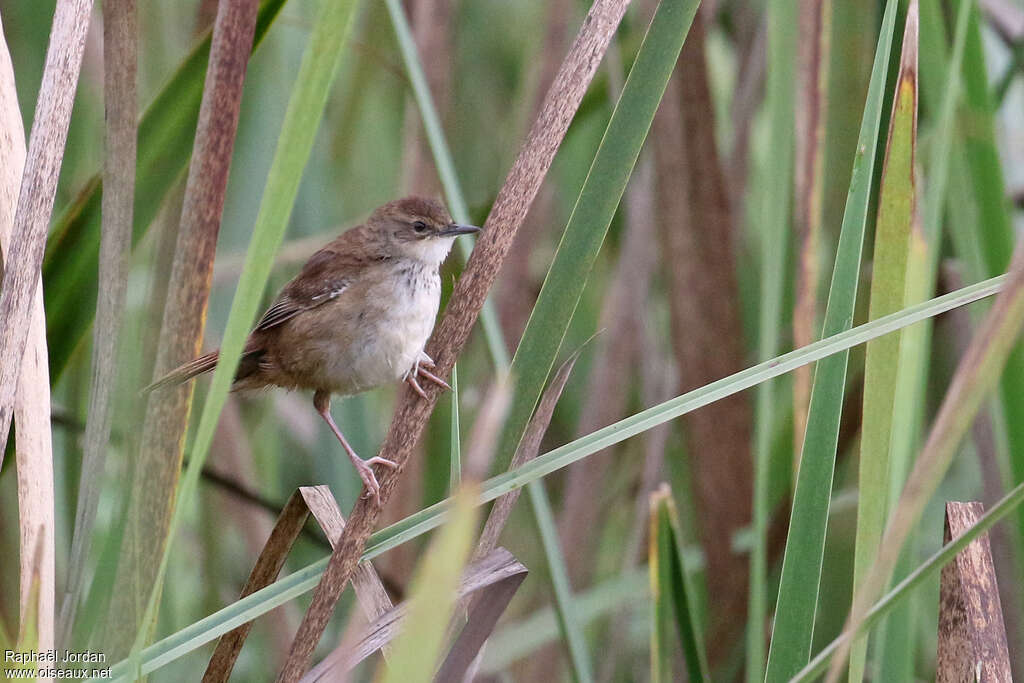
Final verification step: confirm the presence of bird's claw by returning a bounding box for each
[418,366,451,391]
[351,456,398,504]
[404,353,451,398]
[405,371,429,399]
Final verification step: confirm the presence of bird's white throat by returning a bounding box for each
[403,235,457,266]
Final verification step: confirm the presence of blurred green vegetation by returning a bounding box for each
[2,0,1023,679]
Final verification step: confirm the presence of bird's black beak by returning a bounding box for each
[438,223,481,237]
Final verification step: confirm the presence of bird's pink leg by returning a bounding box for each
[314,390,396,503]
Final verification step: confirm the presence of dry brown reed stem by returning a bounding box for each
[792,0,831,467]
[60,0,137,649]
[105,0,260,656]
[0,0,92,459]
[653,9,753,645]
[275,2,633,678]
[0,12,55,664]
[138,5,214,382]
[204,486,393,682]
[558,155,658,586]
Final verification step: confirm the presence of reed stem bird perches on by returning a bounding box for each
[147,197,479,502]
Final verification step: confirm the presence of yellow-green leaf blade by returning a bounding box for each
[849,4,918,678]
[380,486,479,683]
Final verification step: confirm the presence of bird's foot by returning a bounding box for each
[404,353,451,398]
[349,453,398,504]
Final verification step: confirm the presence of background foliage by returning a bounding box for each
[1,0,1023,680]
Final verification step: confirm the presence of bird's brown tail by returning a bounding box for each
[143,350,221,393]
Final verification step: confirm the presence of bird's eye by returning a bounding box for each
[412,220,428,233]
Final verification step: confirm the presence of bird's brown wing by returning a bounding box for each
[253,244,370,332]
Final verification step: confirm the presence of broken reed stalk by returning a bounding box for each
[105,0,260,656]
[275,0,634,678]
[0,0,93,461]
[936,501,1012,681]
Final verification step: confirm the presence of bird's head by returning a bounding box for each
[367,196,480,265]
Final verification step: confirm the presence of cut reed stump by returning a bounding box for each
[937,501,1011,682]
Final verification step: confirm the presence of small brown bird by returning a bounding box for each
[147,196,479,502]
